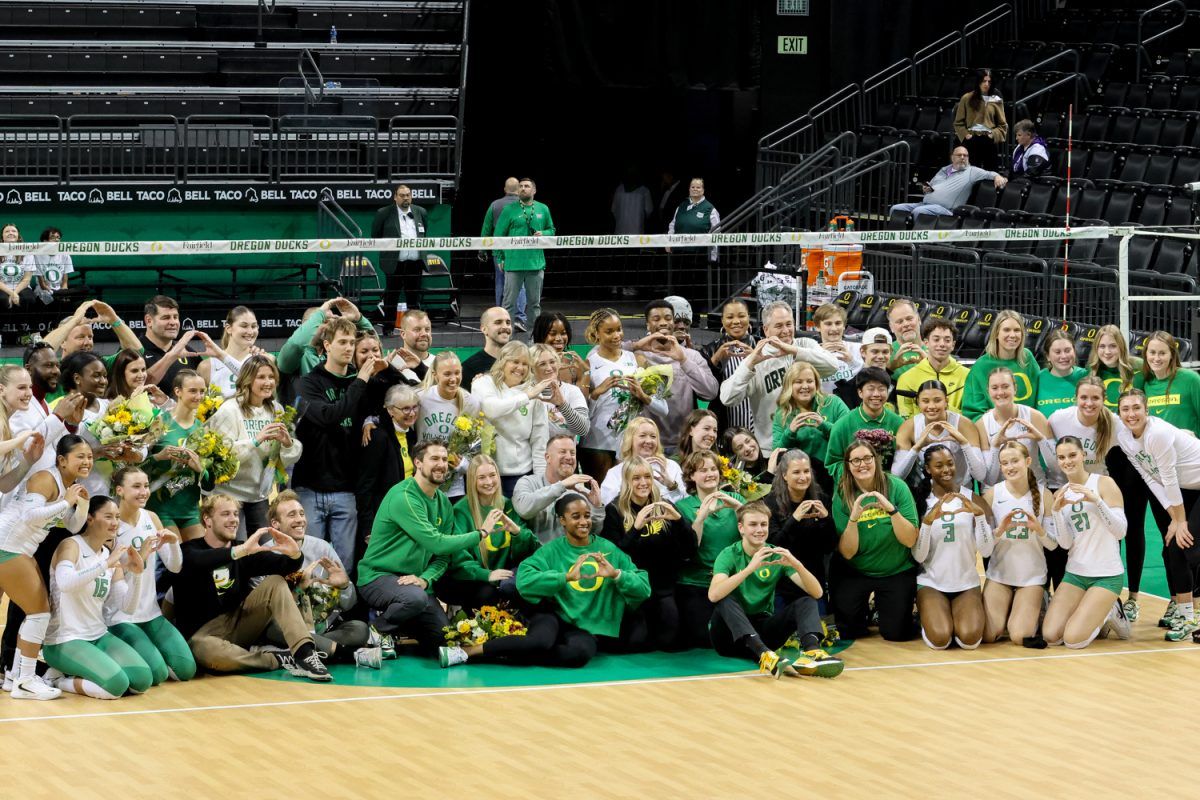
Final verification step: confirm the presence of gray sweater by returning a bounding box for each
[926,164,998,209]
[512,472,606,544]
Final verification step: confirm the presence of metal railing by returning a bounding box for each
[297,48,324,115]
[1134,0,1188,82]
[0,113,458,183]
[316,188,369,304]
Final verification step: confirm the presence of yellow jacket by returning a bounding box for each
[895,357,970,418]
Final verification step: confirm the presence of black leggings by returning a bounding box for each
[1147,488,1200,597]
[675,583,715,649]
[829,557,917,641]
[436,578,501,612]
[643,588,683,651]
[1106,447,1150,594]
[545,615,649,668]
[476,613,560,664]
[1,527,70,671]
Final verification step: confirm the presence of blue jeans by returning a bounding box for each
[889,202,954,219]
[294,488,358,571]
[495,259,526,322]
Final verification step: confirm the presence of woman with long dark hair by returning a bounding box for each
[953,67,1007,170]
[764,449,836,601]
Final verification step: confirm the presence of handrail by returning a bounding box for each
[766,140,911,215]
[758,83,858,149]
[1135,0,1187,82]
[297,48,324,114]
[453,0,471,188]
[1011,72,1089,123]
[317,188,362,237]
[1010,48,1080,119]
[255,0,277,48]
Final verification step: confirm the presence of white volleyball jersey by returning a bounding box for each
[1060,473,1125,578]
[982,405,1045,484]
[45,536,112,645]
[986,481,1053,587]
[582,348,640,452]
[914,412,970,485]
[105,509,165,625]
[0,470,69,557]
[209,354,248,399]
[1047,407,1110,476]
[914,486,989,593]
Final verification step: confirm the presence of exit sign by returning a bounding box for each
[777,35,808,54]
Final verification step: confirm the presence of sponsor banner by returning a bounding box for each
[1,307,306,338]
[0,226,1113,257]
[0,182,444,208]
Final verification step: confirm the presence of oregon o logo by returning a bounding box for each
[568,558,604,592]
[150,241,164,253]
[1012,373,1034,402]
[757,567,773,579]
[483,529,511,552]
[318,239,333,250]
[638,235,651,245]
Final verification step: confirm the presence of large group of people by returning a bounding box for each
[0,272,1194,700]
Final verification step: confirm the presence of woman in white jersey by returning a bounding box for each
[0,365,46,496]
[911,445,994,649]
[104,466,196,685]
[893,380,986,486]
[1117,389,1200,642]
[1042,437,1131,648]
[198,306,265,398]
[416,351,478,499]
[982,440,1057,644]
[42,494,153,699]
[976,367,1051,486]
[579,308,667,479]
[0,435,91,699]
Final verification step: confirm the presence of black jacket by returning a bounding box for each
[175,539,302,639]
[292,364,369,493]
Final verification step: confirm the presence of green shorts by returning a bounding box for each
[1061,571,1124,595]
[0,549,21,565]
[149,486,201,530]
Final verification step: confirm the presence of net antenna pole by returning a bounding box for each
[1061,104,1072,321]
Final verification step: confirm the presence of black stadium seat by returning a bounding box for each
[1151,238,1190,273]
[958,308,998,358]
[847,293,881,329]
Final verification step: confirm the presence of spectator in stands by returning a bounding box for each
[140,296,212,391]
[896,318,970,418]
[1011,119,1051,178]
[0,223,34,309]
[292,316,387,571]
[667,178,720,287]
[370,184,429,323]
[481,177,526,329]
[277,298,374,378]
[495,178,555,331]
[461,306,513,389]
[629,299,718,455]
[32,227,74,307]
[176,494,330,681]
[43,300,143,373]
[889,146,1007,221]
[700,298,757,432]
[533,312,587,386]
[953,68,1008,171]
[513,434,605,544]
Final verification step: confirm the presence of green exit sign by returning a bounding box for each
[778,35,808,54]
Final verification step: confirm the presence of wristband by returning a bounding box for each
[111,319,124,329]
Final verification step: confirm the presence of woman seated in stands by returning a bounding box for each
[1011,119,1051,178]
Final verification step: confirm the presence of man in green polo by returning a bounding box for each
[495,177,555,329]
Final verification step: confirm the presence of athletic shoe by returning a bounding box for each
[514,320,528,333]
[11,674,62,701]
[820,620,840,648]
[1122,598,1140,623]
[1158,600,1178,628]
[354,646,383,670]
[439,646,468,668]
[1,670,11,692]
[1104,599,1132,641]
[371,628,398,660]
[1164,615,1199,642]
[757,649,790,679]
[792,649,845,679]
[294,650,333,682]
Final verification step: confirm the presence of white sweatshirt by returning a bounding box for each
[1118,415,1200,509]
[471,375,548,477]
[207,399,304,502]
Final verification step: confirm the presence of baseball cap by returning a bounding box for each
[663,295,693,323]
[859,327,893,346]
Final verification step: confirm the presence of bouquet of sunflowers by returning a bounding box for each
[716,454,770,502]
[443,604,527,647]
[196,384,225,423]
[606,364,674,434]
[447,411,497,461]
[187,427,239,487]
[86,393,165,447]
[266,404,300,486]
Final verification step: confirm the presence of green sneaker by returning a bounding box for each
[1164,615,1199,642]
[1158,601,1179,628]
[792,649,845,679]
[758,650,791,679]
[820,620,840,649]
[1121,598,1139,623]
[369,626,398,659]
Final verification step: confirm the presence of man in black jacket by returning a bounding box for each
[178,494,331,681]
[355,383,420,570]
[370,184,429,319]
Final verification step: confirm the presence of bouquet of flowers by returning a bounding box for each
[267,404,300,486]
[86,393,165,447]
[443,604,527,647]
[447,411,497,461]
[187,427,239,487]
[196,384,225,423]
[716,454,770,502]
[606,364,674,434]
[854,427,896,465]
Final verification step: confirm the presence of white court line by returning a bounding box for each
[1,645,1196,726]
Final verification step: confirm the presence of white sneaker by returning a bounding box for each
[438,646,468,668]
[1,670,12,692]
[1107,599,1132,640]
[11,674,62,701]
[354,646,382,670]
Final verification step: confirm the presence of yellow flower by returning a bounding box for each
[456,620,472,634]
[454,416,472,432]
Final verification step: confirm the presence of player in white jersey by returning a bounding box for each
[893,380,986,487]
[42,495,153,699]
[911,445,994,649]
[975,367,1052,486]
[0,435,91,699]
[1042,437,1131,648]
[1044,377,1117,481]
[982,441,1057,645]
[104,466,197,684]
[198,305,264,399]
[1117,389,1200,641]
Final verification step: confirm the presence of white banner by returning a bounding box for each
[0,225,1113,258]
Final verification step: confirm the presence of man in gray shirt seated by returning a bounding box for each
[889,145,1008,220]
[512,435,604,543]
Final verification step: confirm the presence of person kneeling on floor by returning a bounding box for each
[175,493,331,682]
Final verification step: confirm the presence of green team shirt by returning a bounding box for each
[824,405,904,481]
[772,394,849,466]
[961,349,1040,421]
[832,473,919,577]
[447,497,540,580]
[712,541,795,616]
[1136,368,1200,435]
[144,415,205,517]
[675,492,746,587]
[494,200,555,272]
[515,534,650,637]
[357,478,481,588]
[1093,359,1141,409]
[1036,366,1088,418]
[890,340,927,380]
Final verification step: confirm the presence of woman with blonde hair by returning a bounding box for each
[1086,324,1140,410]
[0,222,33,309]
[599,455,690,649]
[472,341,551,497]
[599,416,685,505]
[0,365,45,494]
[198,306,266,398]
[771,360,848,493]
[962,309,1040,420]
[417,350,479,499]
[975,366,1051,486]
[529,343,589,440]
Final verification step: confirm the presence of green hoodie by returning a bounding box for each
[447,497,540,580]
[961,349,1039,420]
[772,394,849,467]
[276,308,376,377]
